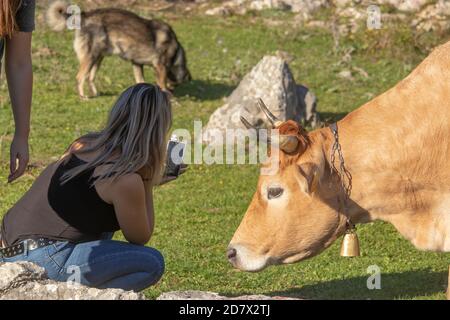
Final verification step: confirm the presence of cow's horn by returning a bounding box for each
[240,116,256,130]
[257,98,283,128]
[279,135,299,153]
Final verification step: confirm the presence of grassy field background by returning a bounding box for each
[1,2,450,299]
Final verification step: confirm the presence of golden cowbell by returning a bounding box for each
[340,229,360,257]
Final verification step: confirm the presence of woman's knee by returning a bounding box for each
[142,247,165,284]
[117,247,165,291]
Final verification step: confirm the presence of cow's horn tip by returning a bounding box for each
[274,120,283,128]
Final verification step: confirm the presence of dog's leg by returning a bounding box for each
[133,63,145,83]
[77,57,94,100]
[155,63,168,91]
[74,33,95,100]
[89,57,103,97]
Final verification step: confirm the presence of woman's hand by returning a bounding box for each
[8,134,29,183]
[137,164,187,186]
[158,164,188,186]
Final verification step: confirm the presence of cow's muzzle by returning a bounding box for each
[226,244,268,272]
[227,247,237,263]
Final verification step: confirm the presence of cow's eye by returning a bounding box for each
[268,187,284,199]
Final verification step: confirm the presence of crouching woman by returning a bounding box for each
[0,83,176,292]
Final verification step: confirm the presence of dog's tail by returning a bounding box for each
[46,1,71,32]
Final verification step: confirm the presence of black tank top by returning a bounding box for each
[1,154,120,246]
[47,154,120,236]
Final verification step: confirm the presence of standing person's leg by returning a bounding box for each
[0,39,4,71]
[58,239,165,292]
[447,266,450,300]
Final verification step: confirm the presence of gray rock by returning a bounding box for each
[411,0,450,32]
[333,0,427,12]
[297,84,319,127]
[248,0,327,13]
[332,0,430,35]
[338,69,354,81]
[386,0,428,12]
[204,0,327,16]
[0,262,146,300]
[157,290,301,300]
[0,262,47,295]
[202,55,319,146]
[205,6,233,16]
[284,0,328,13]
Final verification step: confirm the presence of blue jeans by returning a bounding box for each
[0,233,164,292]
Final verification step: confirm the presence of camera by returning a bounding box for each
[164,135,186,177]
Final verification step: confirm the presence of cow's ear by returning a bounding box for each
[277,120,310,155]
[297,162,320,194]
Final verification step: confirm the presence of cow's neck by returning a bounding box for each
[316,48,450,251]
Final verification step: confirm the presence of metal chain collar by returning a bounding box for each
[329,123,354,229]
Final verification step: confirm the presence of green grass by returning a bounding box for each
[1,5,450,300]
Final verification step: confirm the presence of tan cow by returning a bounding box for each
[228,41,450,298]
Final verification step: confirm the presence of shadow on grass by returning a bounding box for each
[90,80,234,101]
[263,269,448,300]
[97,92,118,98]
[173,80,235,101]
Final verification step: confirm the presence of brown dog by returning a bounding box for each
[47,1,191,98]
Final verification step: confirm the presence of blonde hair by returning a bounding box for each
[62,83,172,185]
[0,0,22,38]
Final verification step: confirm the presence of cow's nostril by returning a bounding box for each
[227,247,237,261]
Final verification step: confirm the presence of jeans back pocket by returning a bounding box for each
[46,241,72,268]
